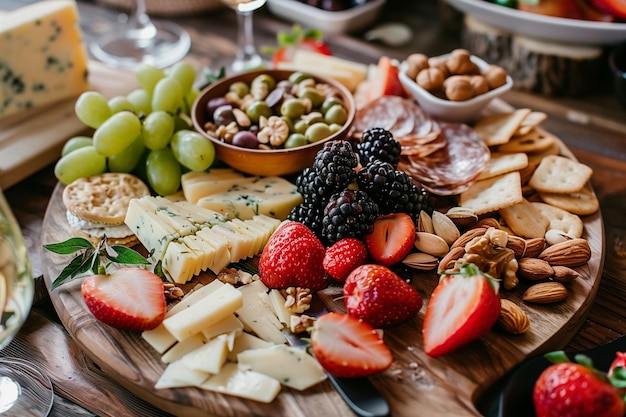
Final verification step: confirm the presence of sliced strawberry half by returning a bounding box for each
[311,312,393,378]
[81,267,166,332]
[323,237,368,283]
[363,213,416,266]
[422,263,500,357]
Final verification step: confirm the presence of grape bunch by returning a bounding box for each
[54,61,216,196]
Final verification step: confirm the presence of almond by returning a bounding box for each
[522,282,568,304]
[517,258,554,281]
[497,299,530,334]
[432,211,461,245]
[552,265,581,283]
[538,238,591,267]
[506,235,527,258]
[437,246,465,273]
[524,237,547,258]
[474,217,500,230]
[445,207,478,229]
[451,227,486,249]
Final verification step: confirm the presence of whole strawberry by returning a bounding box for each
[533,351,626,417]
[323,238,368,283]
[258,221,328,292]
[343,264,422,328]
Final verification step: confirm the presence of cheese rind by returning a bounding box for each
[0,0,89,119]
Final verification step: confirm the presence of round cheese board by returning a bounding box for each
[40,107,604,417]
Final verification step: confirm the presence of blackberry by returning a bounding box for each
[357,160,435,221]
[321,189,379,244]
[312,140,358,191]
[295,168,334,206]
[357,127,402,168]
[287,201,325,238]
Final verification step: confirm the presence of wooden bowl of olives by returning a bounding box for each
[191,69,356,177]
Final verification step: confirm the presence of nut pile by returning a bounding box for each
[404,49,509,101]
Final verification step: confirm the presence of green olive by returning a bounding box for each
[229,81,249,98]
[321,96,344,114]
[297,87,324,108]
[305,122,332,143]
[288,72,309,84]
[246,100,272,123]
[305,112,324,125]
[329,123,343,133]
[280,98,307,119]
[251,74,276,92]
[280,115,294,133]
[293,119,310,135]
[285,133,308,148]
[324,104,348,125]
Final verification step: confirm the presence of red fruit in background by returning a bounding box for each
[323,238,368,283]
[422,263,500,357]
[81,267,166,332]
[533,351,625,417]
[258,221,328,291]
[590,0,626,19]
[367,56,407,102]
[311,312,393,378]
[363,213,416,266]
[269,25,332,67]
[344,264,422,328]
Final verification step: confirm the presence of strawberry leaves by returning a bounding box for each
[44,236,150,290]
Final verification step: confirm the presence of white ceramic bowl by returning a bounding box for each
[266,0,387,35]
[399,53,513,123]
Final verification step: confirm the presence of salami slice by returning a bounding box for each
[399,122,490,196]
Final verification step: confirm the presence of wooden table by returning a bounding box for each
[3,0,626,415]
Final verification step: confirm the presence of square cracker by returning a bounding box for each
[477,152,528,181]
[530,201,583,238]
[460,171,523,215]
[473,108,532,147]
[515,111,547,137]
[528,155,593,194]
[499,198,550,239]
[498,127,557,154]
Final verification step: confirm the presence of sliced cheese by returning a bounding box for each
[161,333,206,364]
[227,332,275,362]
[236,280,286,345]
[179,334,230,374]
[0,0,89,119]
[155,360,209,389]
[197,363,281,404]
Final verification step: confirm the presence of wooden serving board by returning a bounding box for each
[40,148,604,416]
[0,61,136,190]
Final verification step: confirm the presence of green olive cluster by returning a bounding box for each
[202,72,350,150]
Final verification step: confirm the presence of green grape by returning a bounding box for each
[127,88,152,115]
[174,114,192,131]
[75,91,111,129]
[108,135,145,173]
[135,64,166,93]
[62,136,93,157]
[167,61,196,95]
[93,111,141,157]
[152,77,183,114]
[170,129,215,172]
[54,145,107,185]
[183,88,200,115]
[108,95,135,114]
[146,147,181,196]
[142,111,175,150]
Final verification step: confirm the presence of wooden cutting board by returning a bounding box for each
[0,61,136,190]
[40,146,604,417]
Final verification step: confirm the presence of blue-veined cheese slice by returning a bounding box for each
[196,177,303,220]
[0,0,88,119]
[181,169,259,204]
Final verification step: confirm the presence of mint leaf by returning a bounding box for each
[43,237,94,255]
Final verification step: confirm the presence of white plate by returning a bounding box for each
[267,0,386,34]
[446,0,626,45]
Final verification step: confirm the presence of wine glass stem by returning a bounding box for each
[128,0,157,45]
[236,10,258,63]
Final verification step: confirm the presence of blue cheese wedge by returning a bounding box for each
[0,0,88,119]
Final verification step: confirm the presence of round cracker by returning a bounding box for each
[63,173,150,225]
[538,187,600,216]
[530,201,584,238]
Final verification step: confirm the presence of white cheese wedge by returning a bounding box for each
[179,334,230,374]
[162,240,200,284]
[236,280,286,345]
[201,314,244,341]
[163,283,243,342]
[194,227,232,274]
[227,332,275,362]
[161,333,206,364]
[196,177,303,220]
[182,171,259,204]
[0,0,89,119]
[125,198,180,261]
[197,363,281,404]
[155,360,209,389]
[237,344,327,391]
[267,289,293,325]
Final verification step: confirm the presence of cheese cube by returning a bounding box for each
[237,344,327,390]
[197,363,281,403]
[0,0,89,119]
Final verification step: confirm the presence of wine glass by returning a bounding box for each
[221,0,268,73]
[0,188,53,416]
[90,0,191,69]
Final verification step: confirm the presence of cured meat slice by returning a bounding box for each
[399,122,491,196]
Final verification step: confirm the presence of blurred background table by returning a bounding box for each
[2,0,626,415]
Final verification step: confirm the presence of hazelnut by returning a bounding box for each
[468,75,489,95]
[416,67,445,92]
[430,57,450,78]
[446,53,480,75]
[443,75,474,101]
[405,53,430,79]
[483,64,508,89]
[450,48,472,58]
